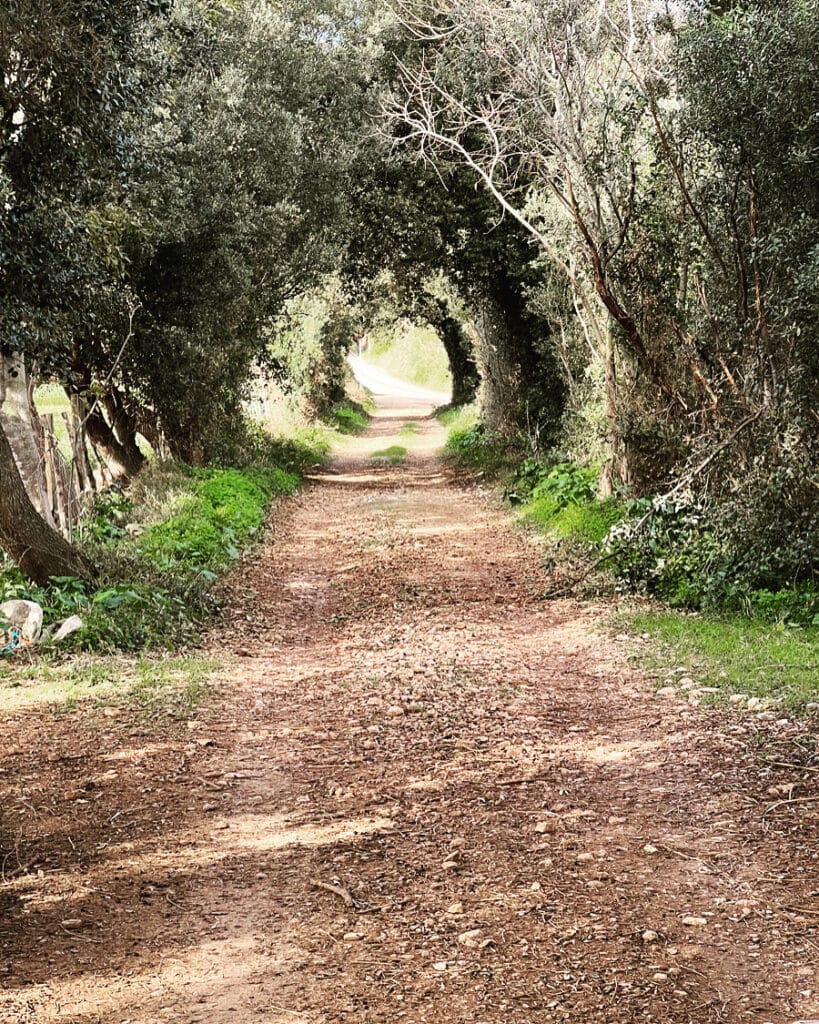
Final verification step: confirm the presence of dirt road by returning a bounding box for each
[1,379,817,1023]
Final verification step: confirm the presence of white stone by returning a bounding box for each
[1,600,43,642]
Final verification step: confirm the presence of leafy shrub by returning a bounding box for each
[529,462,598,507]
[444,423,511,473]
[604,491,819,624]
[331,402,369,435]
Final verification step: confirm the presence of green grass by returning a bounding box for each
[437,404,476,430]
[520,495,624,544]
[0,654,216,719]
[443,427,516,475]
[330,402,369,435]
[364,323,452,394]
[134,466,297,572]
[370,445,408,466]
[0,459,304,653]
[399,422,420,437]
[624,610,819,712]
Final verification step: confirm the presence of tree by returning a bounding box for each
[0,0,159,579]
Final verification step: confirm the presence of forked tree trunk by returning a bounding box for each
[0,421,95,585]
[66,387,144,482]
[103,389,146,476]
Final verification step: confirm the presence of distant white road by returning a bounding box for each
[348,354,451,407]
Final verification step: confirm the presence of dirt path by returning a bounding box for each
[1,384,817,1024]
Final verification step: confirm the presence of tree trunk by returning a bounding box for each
[66,387,144,482]
[103,389,147,475]
[0,421,95,585]
[0,352,56,526]
[427,300,479,407]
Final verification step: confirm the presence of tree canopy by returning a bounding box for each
[0,0,816,603]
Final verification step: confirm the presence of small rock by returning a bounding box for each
[534,819,556,833]
[343,932,364,941]
[805,702,819,713]
[652,972,668,982]
[196,738,216,748]
[446,902,464,915]
[0,600,43,642]
[457,929,483,948]
[657,687,677,698]
[747,697,763,711]
[61,918,83,929]
[641,930,660,943]
[681,915,708,927]
[677,676,695,688]
[643,844,659,854]
[729,694,747,704]
[608,815,626,825]
[576,852,594,863]
[52,615,84,644]
[433,961,449,971]
[386,705,405,718]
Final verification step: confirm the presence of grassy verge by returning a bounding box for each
[0,653,216,720]
[330,401,369,435]
[439,405,518,475]
[1,435,324,653]
[620,609,819,713]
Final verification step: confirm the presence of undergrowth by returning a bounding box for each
[0,438,321,652]
[440,406,516,475]
[329,401,369,435]
[444,410,818,711]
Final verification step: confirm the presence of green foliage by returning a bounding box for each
[135,468,296,572]
[524,496,624,546]
[624,611,819,713]
[0,458,301,652]
[605,493,819,624]
[370,445,408,466]
[331,402,369,435]
[512,459,624,545]
[528,462,598,507]
[443,422,512,474]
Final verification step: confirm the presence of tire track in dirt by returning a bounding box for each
[1,387,817,1023]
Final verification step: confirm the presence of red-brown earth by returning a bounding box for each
[1,378,817,1024]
